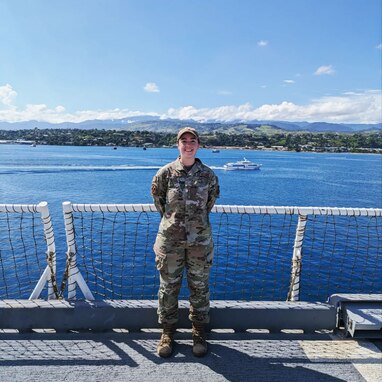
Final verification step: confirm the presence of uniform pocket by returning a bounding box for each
[189,177,209,206]
[155,251,167,271]
[154,243,168,271]
[167,186,182,206]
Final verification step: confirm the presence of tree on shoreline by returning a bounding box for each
[0,128,381,153]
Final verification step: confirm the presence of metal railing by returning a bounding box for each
[0,201,381,301]
[62,202,382,302]
[0,202,56,299]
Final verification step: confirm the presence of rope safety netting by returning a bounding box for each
[0,203,381,302]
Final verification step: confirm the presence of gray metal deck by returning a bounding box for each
[329,294,382,339]
[0,297,381,381]
[0,330,380,382]
[0,299,336,333]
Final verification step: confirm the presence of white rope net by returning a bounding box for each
[0,203,54,299]
[63,203,382,302]
[0,202,380,301]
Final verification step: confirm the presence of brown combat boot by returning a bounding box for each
[157,324,175,358]
[192,322,208,357]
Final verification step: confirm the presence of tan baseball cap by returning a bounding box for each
[177,127,200,142]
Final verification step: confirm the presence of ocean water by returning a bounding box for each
[1,144,381,208]
[0,144,381,301]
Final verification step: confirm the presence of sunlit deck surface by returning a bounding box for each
[0,202,381,380]
[0,320,381,381]
[0,298,381,381]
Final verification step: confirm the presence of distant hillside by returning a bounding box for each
[0,118,380,133]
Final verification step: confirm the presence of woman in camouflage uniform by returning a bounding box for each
[151,127,220,358]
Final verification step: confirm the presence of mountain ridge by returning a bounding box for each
[0,117,380,133]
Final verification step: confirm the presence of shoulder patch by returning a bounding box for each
[151,184,158,196]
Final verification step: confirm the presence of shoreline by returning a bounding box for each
[0,141,381,154]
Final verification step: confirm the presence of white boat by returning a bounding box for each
[223,158,262,170]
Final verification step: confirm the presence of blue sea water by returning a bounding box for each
[0,144,381,301]
[1,144,381,208]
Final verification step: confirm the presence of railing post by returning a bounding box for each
[30,201,56,299]
[63,201,94,300]
[287,214,308,301]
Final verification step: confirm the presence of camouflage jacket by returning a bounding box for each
[151,157,220,246]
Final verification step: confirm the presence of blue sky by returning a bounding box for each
[0,0,381,124]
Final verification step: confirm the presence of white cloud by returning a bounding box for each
[164,90,382,124]
[376,43,382,49]
[0,101,160,124]
[0,84,17,107]
[55,105,66,113]
[0,84,380,124]
[144,82,160,93]
[314,65,335,75]
[257,40,268,47]
[283,80,295,84]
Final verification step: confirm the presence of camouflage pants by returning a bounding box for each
[154,241,213,325]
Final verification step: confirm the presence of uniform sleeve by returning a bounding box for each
[151,170,167,217]
[207,173,220,212]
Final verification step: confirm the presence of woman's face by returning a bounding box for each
[178,132,200,159]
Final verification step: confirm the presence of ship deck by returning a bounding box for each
[1,202,381,381]
[0,329,381,382]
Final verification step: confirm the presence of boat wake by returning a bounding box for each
[0,164,233,174]
[0,164,244,175]
[0,165,162,174]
